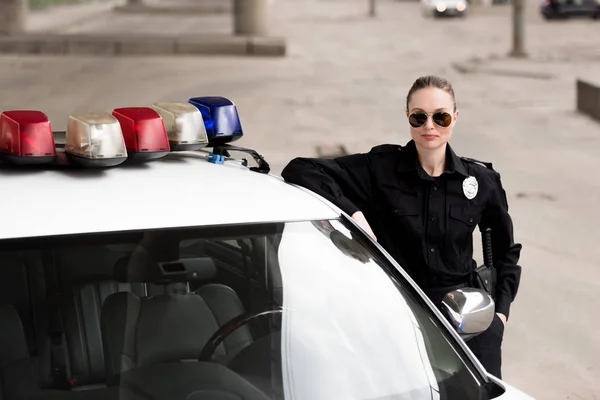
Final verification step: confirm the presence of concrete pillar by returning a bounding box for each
[509,0,527,57]
[234,0,269,36]
[0,0,27,35]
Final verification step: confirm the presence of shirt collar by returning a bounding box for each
[396,140,469,178]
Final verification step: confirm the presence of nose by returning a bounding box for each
[424,116,435,130]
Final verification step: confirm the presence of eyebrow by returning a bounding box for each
[411,107,448,113]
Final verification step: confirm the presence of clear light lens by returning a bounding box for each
[151,102,208,146]
[437,3,447,11]
[456,2,466,11]
[66,112,127,159]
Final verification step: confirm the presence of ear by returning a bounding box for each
[453,110,460,123]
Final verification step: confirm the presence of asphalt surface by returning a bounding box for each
[1,0,599,398]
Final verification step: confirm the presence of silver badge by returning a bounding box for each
[462,176,478,200]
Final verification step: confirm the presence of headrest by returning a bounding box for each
[114,249,216,284]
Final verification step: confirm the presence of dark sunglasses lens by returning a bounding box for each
[409,113,427,128]
[433,112,452,127]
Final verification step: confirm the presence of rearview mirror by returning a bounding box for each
[441,288,495,341]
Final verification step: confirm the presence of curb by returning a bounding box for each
[113,3,231,15]
[451,61,556,80]
[0,34,286,57]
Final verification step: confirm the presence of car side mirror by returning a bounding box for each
[441,288,495,341]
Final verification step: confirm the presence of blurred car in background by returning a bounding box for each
[422,0,468,17]
[540,0,600,19]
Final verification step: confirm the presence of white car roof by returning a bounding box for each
[0,151,339,240]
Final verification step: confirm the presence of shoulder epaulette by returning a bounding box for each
[370,144,403,154]
[461,156,495,171]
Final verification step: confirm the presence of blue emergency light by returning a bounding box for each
[188,97,243,146]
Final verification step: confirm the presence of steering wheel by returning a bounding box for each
[198,308,283,362]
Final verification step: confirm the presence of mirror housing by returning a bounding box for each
[441,288,495,341]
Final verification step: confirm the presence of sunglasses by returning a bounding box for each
[408,111,453,128]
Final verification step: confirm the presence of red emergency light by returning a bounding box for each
[112,107,171,160]
[0,110,57,164]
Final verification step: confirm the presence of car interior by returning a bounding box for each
[0,226,286,400]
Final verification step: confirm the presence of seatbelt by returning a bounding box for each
[41,250,73,389]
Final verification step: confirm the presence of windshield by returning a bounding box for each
[0,219,485,400]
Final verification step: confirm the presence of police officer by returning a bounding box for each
[281,75,522,379]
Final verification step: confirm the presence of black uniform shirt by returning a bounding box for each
[281,140,522,318]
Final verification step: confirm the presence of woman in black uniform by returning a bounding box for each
[281,75,522,379]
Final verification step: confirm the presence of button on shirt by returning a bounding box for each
[281,140,522,318]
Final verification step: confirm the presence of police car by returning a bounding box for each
[0,98,533,400]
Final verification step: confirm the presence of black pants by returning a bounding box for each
[465,313,504,379]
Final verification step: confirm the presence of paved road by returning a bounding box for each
[1,0,600,398]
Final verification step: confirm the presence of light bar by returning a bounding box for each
[188,97,243,146]
[150,102,208,151]
[0,110,57,164]
[65,112,128,167]
[112,107,170,161]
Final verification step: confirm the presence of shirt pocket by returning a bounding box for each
[390,191,423,238]
[449,204,481,232]
[392,197,420,217]
[448,204,482,271]
[379,184,419,215]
